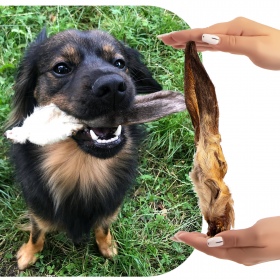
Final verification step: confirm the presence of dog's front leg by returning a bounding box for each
[94,225,117,258]
[17,215,47,270]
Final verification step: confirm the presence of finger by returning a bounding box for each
[211,34,261,56]
[171,44,186,49]
[161,42,218,51]
[166,42,210,50]
[173,231,265,265]
[158,17,273,47]
[173,231,229,259]
[202,17,272,37]
[159,31,259,58]
[157,32,180,45]
[157,18,260,46]
[195,43,219,52]
[173,231,207,247]
[157,28,205,45]
[213,227,262,248]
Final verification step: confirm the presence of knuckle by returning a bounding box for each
[226,35,237,48]
[232,16,247,24]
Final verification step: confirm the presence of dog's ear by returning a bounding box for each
[124,46,162,94]
[7,28,48,128]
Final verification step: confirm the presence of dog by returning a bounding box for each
[7,28,168,270]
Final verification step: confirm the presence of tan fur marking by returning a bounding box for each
[95,226,117,258]
[101,44,117,61]
[103,44,115,53]
[41,139,111,209]
[62,44,78,56]
[32,213,57,232]
[40,133,135,210]
[94,208,120,258]
[36,92,70,107]
[17,231,45,270]
[52,44,81,65]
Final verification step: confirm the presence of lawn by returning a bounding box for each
[0,6,201,277]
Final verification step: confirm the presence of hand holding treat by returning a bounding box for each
[184,41,234,236]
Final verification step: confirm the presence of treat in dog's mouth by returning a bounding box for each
[72,125,123,149]
[4,90,186,150]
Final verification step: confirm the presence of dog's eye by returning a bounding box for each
[53,63,72,75]
[113,59,126,69]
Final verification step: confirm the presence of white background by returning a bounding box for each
[3,0,280,279]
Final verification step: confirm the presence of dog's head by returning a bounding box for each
[9,29,163,158]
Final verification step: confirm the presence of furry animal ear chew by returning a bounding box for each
[4,91,186,146]
[184,41,235,236]
[85,90,186,127]
[5,104,84,146]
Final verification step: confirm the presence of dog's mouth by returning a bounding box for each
[74,125,122,146]
[72,125,125,158]
[69,90,187,158]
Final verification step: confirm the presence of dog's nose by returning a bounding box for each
[92,74,127,105]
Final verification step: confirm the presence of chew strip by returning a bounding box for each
[184,41,234,236]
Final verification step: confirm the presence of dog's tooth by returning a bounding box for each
[114,125,122,136]
[90,130,99,141]
[96,136,119,144]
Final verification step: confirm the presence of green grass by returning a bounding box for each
[0,6,201,277]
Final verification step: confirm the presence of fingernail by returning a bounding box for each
[170,236,180,242]
[207,236,224,247]
[202,34,220,45]
[157,33,170,39]
[170,232,183,243]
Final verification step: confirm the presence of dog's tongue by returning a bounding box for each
[85,90,186,127]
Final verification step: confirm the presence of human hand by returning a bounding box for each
[171,217,280,266]
[158,17,280,70]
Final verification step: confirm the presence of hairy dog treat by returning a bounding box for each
[5,91,186,146]
[184,41,235,236]
[5,104,83,145]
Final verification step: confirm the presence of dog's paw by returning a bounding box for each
[5,127,28,144]
[98,240,118,259]
[17,243,39,270]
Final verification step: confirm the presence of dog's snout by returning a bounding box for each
[92,74,127,105]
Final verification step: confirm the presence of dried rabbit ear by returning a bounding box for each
[184,41,235,236]
[85,90,186,127]
[123,90,186,124]
[5,104,84,146]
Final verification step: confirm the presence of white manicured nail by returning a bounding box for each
[157,33,170,39]
[207,236,224,247]
[202,34,220,45]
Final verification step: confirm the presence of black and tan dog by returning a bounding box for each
[7,29,185,270]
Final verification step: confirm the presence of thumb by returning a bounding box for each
[202,33,257,56]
